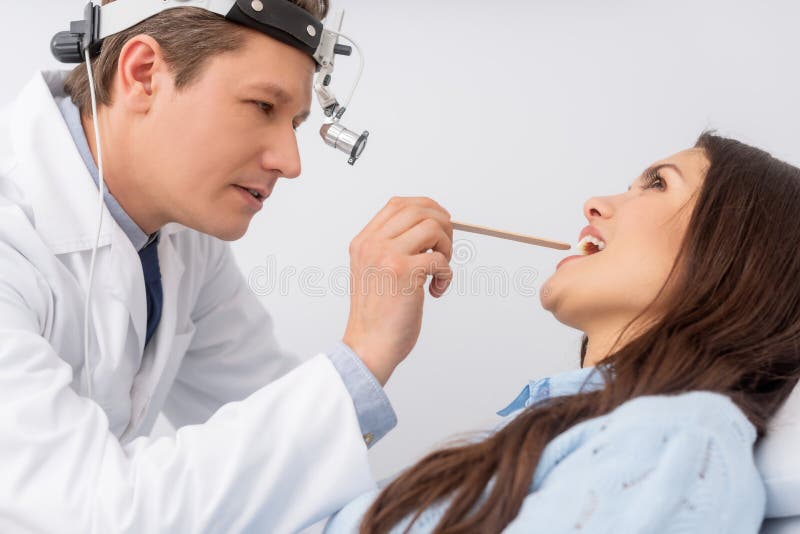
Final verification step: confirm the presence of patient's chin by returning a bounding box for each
[539,283,585,330]
[539,281,563,315]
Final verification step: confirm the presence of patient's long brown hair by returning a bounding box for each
[360,133,800,533]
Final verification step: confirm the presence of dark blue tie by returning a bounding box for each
[138,234,163,347]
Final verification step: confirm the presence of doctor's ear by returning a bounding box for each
[114,35,170,113]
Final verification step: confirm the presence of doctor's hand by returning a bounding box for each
[342,196,453,386]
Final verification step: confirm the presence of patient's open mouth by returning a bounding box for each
[556,228,607,270]
[578,235,606,256]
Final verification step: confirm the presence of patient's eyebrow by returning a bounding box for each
[627,163,684,191]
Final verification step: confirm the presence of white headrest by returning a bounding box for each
[755,381,800,518]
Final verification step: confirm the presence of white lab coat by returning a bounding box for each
[0,71,374,533]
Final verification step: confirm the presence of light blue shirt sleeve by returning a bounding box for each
[327,341,397,448]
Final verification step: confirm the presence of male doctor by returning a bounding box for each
[0,1,453,532]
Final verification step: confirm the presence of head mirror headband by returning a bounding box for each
[51,0,369,165]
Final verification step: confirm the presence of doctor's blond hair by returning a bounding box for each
[64,0,328,115]
[359,133,800,533]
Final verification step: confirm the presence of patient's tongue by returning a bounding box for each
[583,242,599,255]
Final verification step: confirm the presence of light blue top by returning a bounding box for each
[325,366,767,532]
[55,96,396,448]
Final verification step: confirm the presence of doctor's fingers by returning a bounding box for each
[379,205,453,242]
[409,251,453,298]
[361,197,451,236]
[393,219,453,262]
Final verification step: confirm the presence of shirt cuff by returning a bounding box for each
[327,341,398,448]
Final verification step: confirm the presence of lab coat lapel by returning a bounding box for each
[84,223,148,435]
[106,221,147,358]
[123,231,188,438]
[147,232,187,384]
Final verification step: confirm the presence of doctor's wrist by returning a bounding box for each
[340,338,395,386]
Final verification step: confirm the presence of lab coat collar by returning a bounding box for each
[8,71,185,255]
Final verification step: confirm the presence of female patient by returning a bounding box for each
[325,133,800,534]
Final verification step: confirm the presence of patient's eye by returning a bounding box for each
[642,169,666,191]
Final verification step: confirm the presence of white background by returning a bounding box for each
[3,2,800,530]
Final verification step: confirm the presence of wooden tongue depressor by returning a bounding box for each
[451,221,571,251]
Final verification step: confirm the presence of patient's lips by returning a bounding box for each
[578,225,606,250]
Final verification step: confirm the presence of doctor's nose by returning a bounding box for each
[262,128,302,179]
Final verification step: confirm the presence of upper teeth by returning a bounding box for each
[247,188,261,198]
[578,235,606,254]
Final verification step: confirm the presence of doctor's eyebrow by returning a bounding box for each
[627,163,684,191]
[249,82,292,105]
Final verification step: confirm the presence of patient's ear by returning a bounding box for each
[114,34,171,114]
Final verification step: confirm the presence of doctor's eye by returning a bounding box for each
[254,101,274,116]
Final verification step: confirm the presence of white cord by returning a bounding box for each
[82,48,106,401]
[325,29,364,120]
